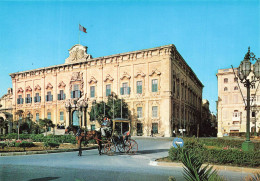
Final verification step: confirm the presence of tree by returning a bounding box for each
[88,93,130,125]
[39,118,55,136]
[0,117,8,135]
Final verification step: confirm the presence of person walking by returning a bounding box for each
[151,129,154,137]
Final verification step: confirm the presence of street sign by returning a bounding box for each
[173,137,184,148]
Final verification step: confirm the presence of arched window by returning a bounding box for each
[224,78,228,83]
[234,86,238,90]
[224,87,228,91]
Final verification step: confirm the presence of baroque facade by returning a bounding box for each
[217,68,260,137]
[10,44,203,137]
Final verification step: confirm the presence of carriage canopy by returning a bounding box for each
[112,118,130,135]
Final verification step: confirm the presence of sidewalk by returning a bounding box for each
[0,145,98,156]
[150,161,260,173]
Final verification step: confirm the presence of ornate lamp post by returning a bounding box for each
[237,47,260,151]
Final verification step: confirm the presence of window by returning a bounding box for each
[46,91,53,102]
[152,123,158,134]
[224,87,228,91]
[58,90,66,100]
[47,112,51,120]
[25,94,32,104]
[137,107,142,118]
[91,125,95,131]
[234,86,238,90]
[71,84,81,98]
[233,111,240,117]
[152,79,158,92]
[152,106,158,118]
[17,95,23,104]
[36,113,39,122]
[60,112,64,121]
[106,84,111,97]
[224,78,228,83]
[234,77,238,82]
[90,86,95,98]
[34,93,41,102]
[136,81,142,94]
[252,111,256,117]
[120,83,130,95]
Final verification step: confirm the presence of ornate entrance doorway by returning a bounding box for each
[72,110,80,126]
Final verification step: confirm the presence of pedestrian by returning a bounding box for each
[151,129,154,137]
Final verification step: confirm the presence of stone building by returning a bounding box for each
[0,88,13,134]
[217,68,260,137]
[9,44,203,137]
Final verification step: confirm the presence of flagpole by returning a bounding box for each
[78,23,80,45]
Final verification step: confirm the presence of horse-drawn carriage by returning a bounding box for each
[103,118,138,156]
[65,118,138,156]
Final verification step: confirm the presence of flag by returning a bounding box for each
[79,24,87,33]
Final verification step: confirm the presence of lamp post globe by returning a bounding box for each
[237,47,259,151]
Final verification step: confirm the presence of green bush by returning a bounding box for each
[169,139,260,167]
[182,137,260,151]
[0,142,7,148]
[44,141,60,149]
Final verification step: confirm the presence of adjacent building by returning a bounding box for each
[0,88,13,134]
[217,68,260,137]
[9,44,203,137]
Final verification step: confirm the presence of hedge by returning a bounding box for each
[169,138,260,167]
[0,134,77,144]
[43,141,60,149]
[183,137,260,150]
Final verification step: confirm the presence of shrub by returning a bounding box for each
[169,139,260,167]
[44,141,60,149]
[0,142,7,149]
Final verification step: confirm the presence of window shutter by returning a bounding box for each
[120,87,123,95]
[79,90,81,98]
[46,95,48,101]
[64,94,66,99]
[51,95,53,101]
[71,91,73,98]
[34,97,36,102]
[17,99,19,104]
[128,87,131,95]
[21,98,23,104]
[39,96,41,102]
[58,94,60,100]
[30,97,32,103]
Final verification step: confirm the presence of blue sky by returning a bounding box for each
[0,0,259,113]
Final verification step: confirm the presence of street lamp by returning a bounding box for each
[237,47,260,151]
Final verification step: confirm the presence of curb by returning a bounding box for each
[151,161,260,173]
[0,146,98,156]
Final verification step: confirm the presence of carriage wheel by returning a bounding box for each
[104,142,116,156]
[125,139,138,155]
[117,143,125,153]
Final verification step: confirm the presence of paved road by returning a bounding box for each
[0,137,249,181]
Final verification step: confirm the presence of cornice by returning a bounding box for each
[9,44,175,79]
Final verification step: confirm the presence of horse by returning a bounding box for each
[65,125,102,156]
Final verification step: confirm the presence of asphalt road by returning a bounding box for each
[0,137,249,181]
